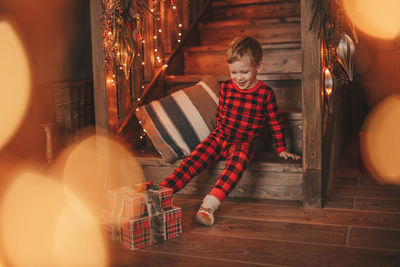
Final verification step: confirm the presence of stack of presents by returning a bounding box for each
[101,182,182,250]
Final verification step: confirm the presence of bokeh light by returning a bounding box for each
[343,0,400,40]
[0,171,107,266]
[0,21,31,149]
[360,94,400,184]
[53,201,107,267]
[59,134,145,213]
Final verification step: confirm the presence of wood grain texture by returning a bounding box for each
[349,227,400,251]
[354,198,400,213]
[184,47,301,75]
[189,217,347,245]
[212,1,300,21]
[200,20,301,46]
[89,0,109,131]
[301,0,323,207]
[217,201,400,228]
[142,232,400,267]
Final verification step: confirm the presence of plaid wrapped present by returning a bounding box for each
[164,206,182,240]
[101,184,182,250]
[120,216,151,250]
[147,186,173,210]
[122,193,147,220]
[101,209,115,241]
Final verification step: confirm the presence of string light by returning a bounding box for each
[102,0,185,140]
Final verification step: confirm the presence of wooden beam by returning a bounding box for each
[89,0,108,132]
[301,0,323,208]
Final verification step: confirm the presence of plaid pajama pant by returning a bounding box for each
[160,130,254,202]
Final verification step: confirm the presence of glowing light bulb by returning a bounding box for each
[136,108,140,112]
[173,6,176,10]
[179,24,182,27]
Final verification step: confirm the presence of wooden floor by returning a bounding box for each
[108,140,400,267]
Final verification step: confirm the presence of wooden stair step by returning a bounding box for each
[185,42,300,52]
[212,0,300,21]
[200,19,301,46]
[184,44,301,75]
[165,75,302,111]
[133,146,303,200]
[165,73,302,83]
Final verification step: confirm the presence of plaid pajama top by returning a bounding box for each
[214,79,287,154]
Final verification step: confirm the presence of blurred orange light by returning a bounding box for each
[0,21,31,149]
[360,95,400,184]
[343,0,400,39]
[60,134,145,213]
[0,170,108,266]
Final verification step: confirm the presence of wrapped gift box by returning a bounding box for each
[164,206,182,240]
[147,186,173,210]
[120,216,151,249]
[101,185,181,250]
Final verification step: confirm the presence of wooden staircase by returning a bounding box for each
[133,0,305,201]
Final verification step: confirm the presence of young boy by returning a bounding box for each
[160,36,300,226]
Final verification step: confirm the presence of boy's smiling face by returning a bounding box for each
[228,55,262,90]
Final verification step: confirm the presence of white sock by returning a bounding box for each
[202,195,221,211]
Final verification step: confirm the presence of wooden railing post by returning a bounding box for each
[301,0,323,208]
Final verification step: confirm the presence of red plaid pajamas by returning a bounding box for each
[160,80,286,202]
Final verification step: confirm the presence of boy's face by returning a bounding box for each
[228,56,262,90]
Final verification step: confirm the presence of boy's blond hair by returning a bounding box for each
[225,36,263,66]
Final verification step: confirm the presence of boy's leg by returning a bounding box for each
[160,134,222,193]
[209,142,254,202]
[196,142,254,226]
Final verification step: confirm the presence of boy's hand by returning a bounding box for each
[279,151,301,160]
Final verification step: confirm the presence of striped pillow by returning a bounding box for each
[136,76,220,163]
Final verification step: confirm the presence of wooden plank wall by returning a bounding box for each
[301,0,323,208]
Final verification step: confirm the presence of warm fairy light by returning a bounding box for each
[343,0,400,39]
[150,9,154,12]
[360,95,400,185]
[137,98,141,101]
[158,29,162,33]
[324,68,333,95]
[142,85,145,89]
[108,31,112,35]
[154,35,157,39]
[178,39,181,42]
[178,33,182,36]
[136,108,140,112]
[142,40,145,43]
[173,5,177,10]
[154,49,158,52]
[142,62,145,65]
[164,64,168,68]
[0,21,31,150]
[179,23,182,27]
